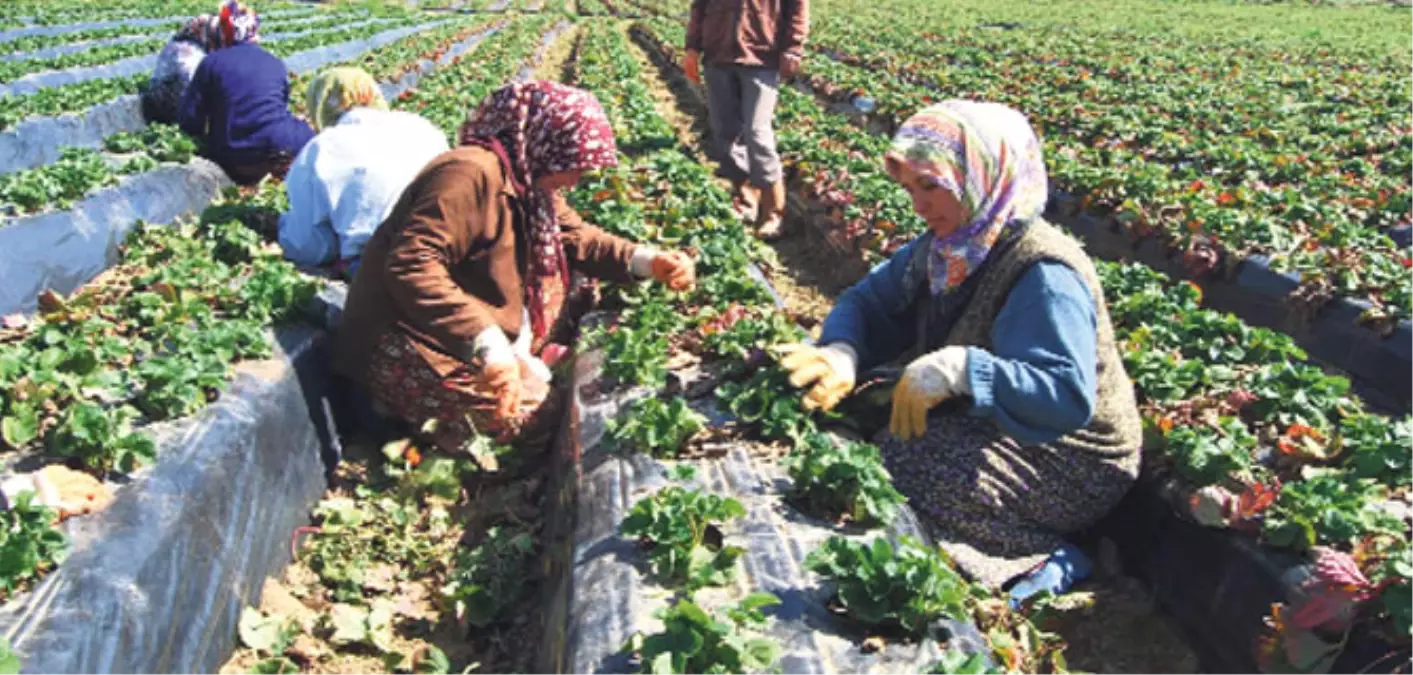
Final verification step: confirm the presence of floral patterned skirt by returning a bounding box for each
[365,331,563,467]
[877,412,1139,588]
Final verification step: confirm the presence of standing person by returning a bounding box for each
[278,67,450,279]
[141,14,218,125]
[778,101,1142,606]
[178,1,315,185]
[684,0,808,240]
[333,81,697,470]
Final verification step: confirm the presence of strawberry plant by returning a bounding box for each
[620,484,746,590]
[622,592,782,675]
[605,396,706,458]
[0,491,67,601]
[441,525,537,628]
[785,433,905,526]
[1159,417,1258,488]
[716,368,816,443]
[1262,472,1404,550]
[923,647,1002,675]
[804,535,972,637]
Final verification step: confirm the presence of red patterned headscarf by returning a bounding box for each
[215,1,259,48]
[459,81,618,346]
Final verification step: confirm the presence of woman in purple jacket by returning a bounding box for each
[178,2,314,185]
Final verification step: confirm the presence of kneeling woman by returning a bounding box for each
[334,81,695,467]
[178,2,314,185]
[780,101,1141,603]
[279,67,450,278]
[142,14,217,125]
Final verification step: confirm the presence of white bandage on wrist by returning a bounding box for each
[630,246,662,279]
[472,326,516,367]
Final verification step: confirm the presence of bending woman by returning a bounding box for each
[278,67,449,278]
[178,1,314,185]
[334,81,695,468]
[142,14,217,125]
[779,101,1142,603]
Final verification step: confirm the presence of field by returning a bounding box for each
[0,0,1408,673]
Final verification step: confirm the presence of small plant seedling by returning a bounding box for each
[786,433,905,526]
[922,647,1002,674]
[804,536,970,638]
[0,491,67,601]
[606,397,707,458]
[620,485,746,590]
[624,592,782,674]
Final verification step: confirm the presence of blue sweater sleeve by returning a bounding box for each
[966,261,1100,445]
[177,58,207,138]
[817,238,920,370]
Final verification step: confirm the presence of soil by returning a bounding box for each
[621,17,1204,674]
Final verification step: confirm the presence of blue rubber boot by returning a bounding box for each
[1007,543,1093,609]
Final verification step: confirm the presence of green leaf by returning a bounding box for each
[327,603,370,646]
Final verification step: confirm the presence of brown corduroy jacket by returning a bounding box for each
[686,0,809,69]
[333,145,639,384]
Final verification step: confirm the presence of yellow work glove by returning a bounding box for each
[776,343,858,412]
[889,346,971,441]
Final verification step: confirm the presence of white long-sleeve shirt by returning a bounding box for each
[278,107,450,267]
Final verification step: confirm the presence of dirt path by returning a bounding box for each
[619,18,1201,674]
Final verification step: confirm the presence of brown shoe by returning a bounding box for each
[755,181,787,240]
[731,180,761,222]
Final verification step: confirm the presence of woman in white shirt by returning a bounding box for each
[278,67,450,279]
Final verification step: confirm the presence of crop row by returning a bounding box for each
[633,16,1411,660]
[0,14,559,611]
[559,18,1069,673]
[806,2,1409,324]
[0,17,496,221]
[0,4,324,54]
[220,16,573,675]
[0,13,433,133]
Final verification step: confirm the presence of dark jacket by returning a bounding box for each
[686,0,809,69]
[178,42,314,168]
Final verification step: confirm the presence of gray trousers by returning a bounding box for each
[704,65,782,187]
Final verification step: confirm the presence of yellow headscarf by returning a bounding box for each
[306,67,387,132]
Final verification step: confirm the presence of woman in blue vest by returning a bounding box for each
[778,100,1142,606]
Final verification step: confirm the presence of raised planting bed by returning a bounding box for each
[0,16,489,318]
[0,12,434,174]
[631,17,1412,673]
[0,208,348,673]
[528,21,1073,675]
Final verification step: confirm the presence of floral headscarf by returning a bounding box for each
[215,1,260,48]
[886,100,1048,296]
[459,81,618,346]
[175,14,215,49]
[307,67,387,132]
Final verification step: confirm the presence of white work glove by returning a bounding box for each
[890,346,971,441]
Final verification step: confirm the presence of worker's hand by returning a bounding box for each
[651,251,696,291]
[780,53,802,79]
[517,353,551,406]
[890,346,970,441]
[776,343,857,412]
[482,360,522,423]
[684,49,702,84]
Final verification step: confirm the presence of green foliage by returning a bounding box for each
[804,536,970,637]
[717,368,817,444]
[625,593,782,675]
[785,433,905,526]
[923,647,1002,674]
[620,485,746,590]
[1160,417,1257,487]
[606,397,706,457]
[0,491,67,601]
[442,526,537,628]
[1262,471,1403,549]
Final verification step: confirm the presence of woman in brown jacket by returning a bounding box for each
[334,81,695,466]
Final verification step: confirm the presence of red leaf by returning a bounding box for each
[1237,481,1280,519]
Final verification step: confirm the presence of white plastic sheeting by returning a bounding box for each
[0,325,339,675]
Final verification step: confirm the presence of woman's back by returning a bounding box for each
[181,42,312,166]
